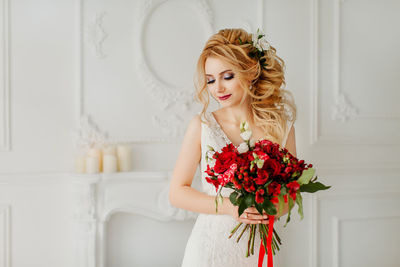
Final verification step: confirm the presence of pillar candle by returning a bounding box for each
[103,154,117,173]
[86,156,100,174]
[117,145,132,172]
[75,154,86,173]
[88,147,103,172]
[103,145,117,156]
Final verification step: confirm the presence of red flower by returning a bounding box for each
[205,177,220,191]
[270,196,279,204]
[205,165,214,176]
[287,181,300,201]
[213,151,238,174]
[255,189,265,204]
[268,182,281,196]
[254,169,269,185]
[232,177,243,190]
[262,158,281,176]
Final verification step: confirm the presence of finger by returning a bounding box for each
[245,207,258,214]
[240,218,267,225]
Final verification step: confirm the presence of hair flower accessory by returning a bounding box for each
[238,28,270,70]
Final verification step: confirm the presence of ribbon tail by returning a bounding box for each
[267,215,275,267]
[258,238,265,267]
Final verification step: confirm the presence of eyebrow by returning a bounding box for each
[205,69,232,76]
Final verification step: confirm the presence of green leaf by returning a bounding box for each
[229,192,239,206]
[262,199,277,215]
[300,181,331,193]
[277,195,284,218]
[295,192,304,220]
[238,37,243,45]
[284,196,294,227]
[280,187,287,195]
[237,195,244,205]
[254,202,263,215]
[238,198,247,217]
[244,194,254,207]
[297,168,315,185]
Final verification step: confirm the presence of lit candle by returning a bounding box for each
[117,145,132,172]
[86,156,100,173]
[88,147,103,172]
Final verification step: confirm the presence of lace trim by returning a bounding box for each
[205,112,232,145]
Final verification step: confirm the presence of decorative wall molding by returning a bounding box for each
[331,0,359,123]
[0,204,11,267]
[135,0,214,139]
[310,0,400,146]
[332,214,400,267]
[312,190,400,267]
[85,11,108,59]
[331,92,358,122]
[1,0,10,151]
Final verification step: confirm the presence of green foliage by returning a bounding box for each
[300,181,331,193]
[297,168,315,185]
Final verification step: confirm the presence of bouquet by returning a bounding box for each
[204,121,331,267]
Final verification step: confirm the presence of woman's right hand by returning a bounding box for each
[224,197,271,225]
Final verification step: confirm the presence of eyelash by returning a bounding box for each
[207,75,234,84]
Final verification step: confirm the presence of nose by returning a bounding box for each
[215,79,225,94]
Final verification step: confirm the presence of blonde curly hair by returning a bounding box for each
[194,28,297,146]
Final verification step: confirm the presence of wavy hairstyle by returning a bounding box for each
[194,28,297,146]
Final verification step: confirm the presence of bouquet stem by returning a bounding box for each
[229,222,243,238]
[237,224,249,243]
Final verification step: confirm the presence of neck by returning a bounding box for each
[221,101,254,126]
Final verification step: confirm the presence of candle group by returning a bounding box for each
[75,144,132,174]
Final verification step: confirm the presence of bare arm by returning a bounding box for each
[169,115,231,215]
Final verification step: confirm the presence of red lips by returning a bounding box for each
[218,94,232,100]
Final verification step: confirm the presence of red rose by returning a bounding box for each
[262,158,281,176]
[254,169,269,185]
[213,151,237,174]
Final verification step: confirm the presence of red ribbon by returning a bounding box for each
[258,215,275,267]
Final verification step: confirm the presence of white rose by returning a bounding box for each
[240,130,252,141]
[249,139,256,148]
[237,142,249,154]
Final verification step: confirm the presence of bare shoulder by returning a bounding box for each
[182,114,202,146]
[285,123,297,157]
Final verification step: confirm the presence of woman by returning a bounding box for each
[169,28,297,267]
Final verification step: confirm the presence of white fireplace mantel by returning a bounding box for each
[70,171,197,267]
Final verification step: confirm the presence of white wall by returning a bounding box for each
[1,0,399,266]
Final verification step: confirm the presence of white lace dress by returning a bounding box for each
[181,111,293,267]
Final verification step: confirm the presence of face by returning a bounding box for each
[205,57,247,107]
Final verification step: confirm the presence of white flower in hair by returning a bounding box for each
[252,29,270,52]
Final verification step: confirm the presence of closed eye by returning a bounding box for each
[207,75,234,84]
